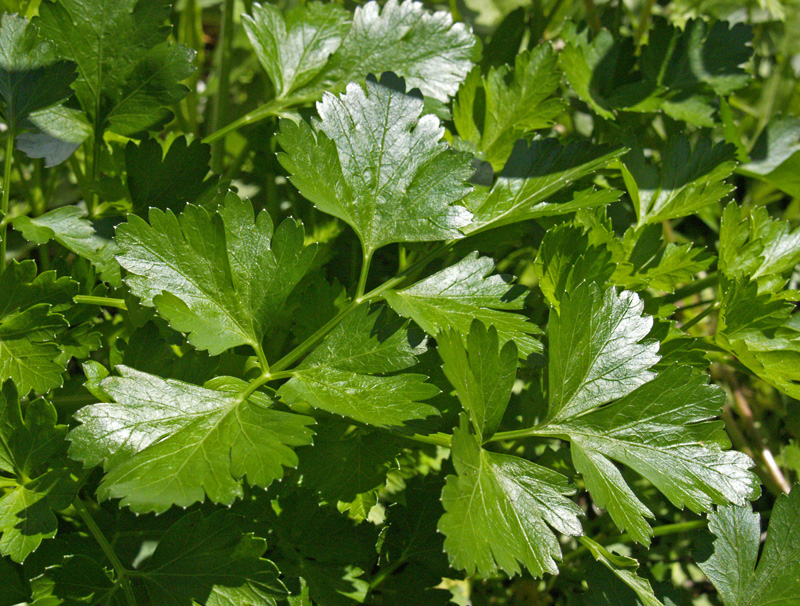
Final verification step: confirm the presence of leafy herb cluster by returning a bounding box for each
[0,0,799,604]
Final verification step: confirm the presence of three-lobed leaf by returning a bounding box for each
[697,487,800,606]
[278,76,473,256]
[116,193,316,357]
[68,366,315,513]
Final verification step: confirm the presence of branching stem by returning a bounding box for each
[1,132,14,269]
[74,498,137,606]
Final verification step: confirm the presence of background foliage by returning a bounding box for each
[1,0,799,604]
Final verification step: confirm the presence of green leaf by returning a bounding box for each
[546,284,660,424]
[278,305,439,427]
[0,556,28,605]
[27,554,116,605]
[438,321,517,441]
[0,383,77,562]
[376,477,452,606]
[243,1,350,100]
[623,136,736,226]
[383,252,542,357]
[0,261,76,395]
[68,366,315,513]
[560,18,751,126]
[296,418,402,502]
[697,487,800,606]
[137,510,285,606]
[453,46,564,170]
[36,0,195,136]
[125,135,218,214]
[533,223,616,311]
[0,13,75,132]
[439,416,583,577]
[739,115,800,198]
[277,76,473,255]
[464,139,625,234]
[284,0,475,103]
[115,193,316,356]
[716,278,800,399]
[13,206,120,286]
[15,104,90,167]
[719,202,800,294]
[580,537,663,606]
[544,365,759,545]
[630,242,713,293]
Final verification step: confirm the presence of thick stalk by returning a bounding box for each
[210,0,236,172]
[0,132,13,269]
[355,250,373,301]
[74,498,137,606]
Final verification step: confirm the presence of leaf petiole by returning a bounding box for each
[73,498,137,606]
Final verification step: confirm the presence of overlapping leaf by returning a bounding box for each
[116,193,316,356]
[437,321,517,441]
[383,253,541,357]
[623,136,736,225]
[0,383,77,562]
[0,14,74,133]
[68,367,315,513]
[278,76,473,255]
[697,486,800,606]
[278,305,439,427]
[463,139,624,234]
[245,0,474,104]
[136,511,285,606]
[439,417,583,577]
[454,46,564,170]
[0,261,75,395]
[36,0,195,136]
[538,284,759,544]
[13,206,120,285]
[560,18,752,126]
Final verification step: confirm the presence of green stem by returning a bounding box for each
[562,519,708,565]
[663,272,717,304]
[633,0,655,50]
[74,295,128,310]
[680,301,719,332]
[355,250,373,301]
[74,498,137,606]
[392,431,451,448]
[485,426,555,444]
[1,131,15,270]
[210,0,236,172]
[203,99,287,144]
[271,301,359,372]
[253,342,270,375]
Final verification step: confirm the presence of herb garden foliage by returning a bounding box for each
[0,0,799,604]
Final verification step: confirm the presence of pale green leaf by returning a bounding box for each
[383,253,541,357]
[439,417,583,577]
[278,76,473,255]
[13,206,120,285]
[115,193,316,356]
[68,367,315,513]
[698,487,800,606]
[579,537,663,606]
